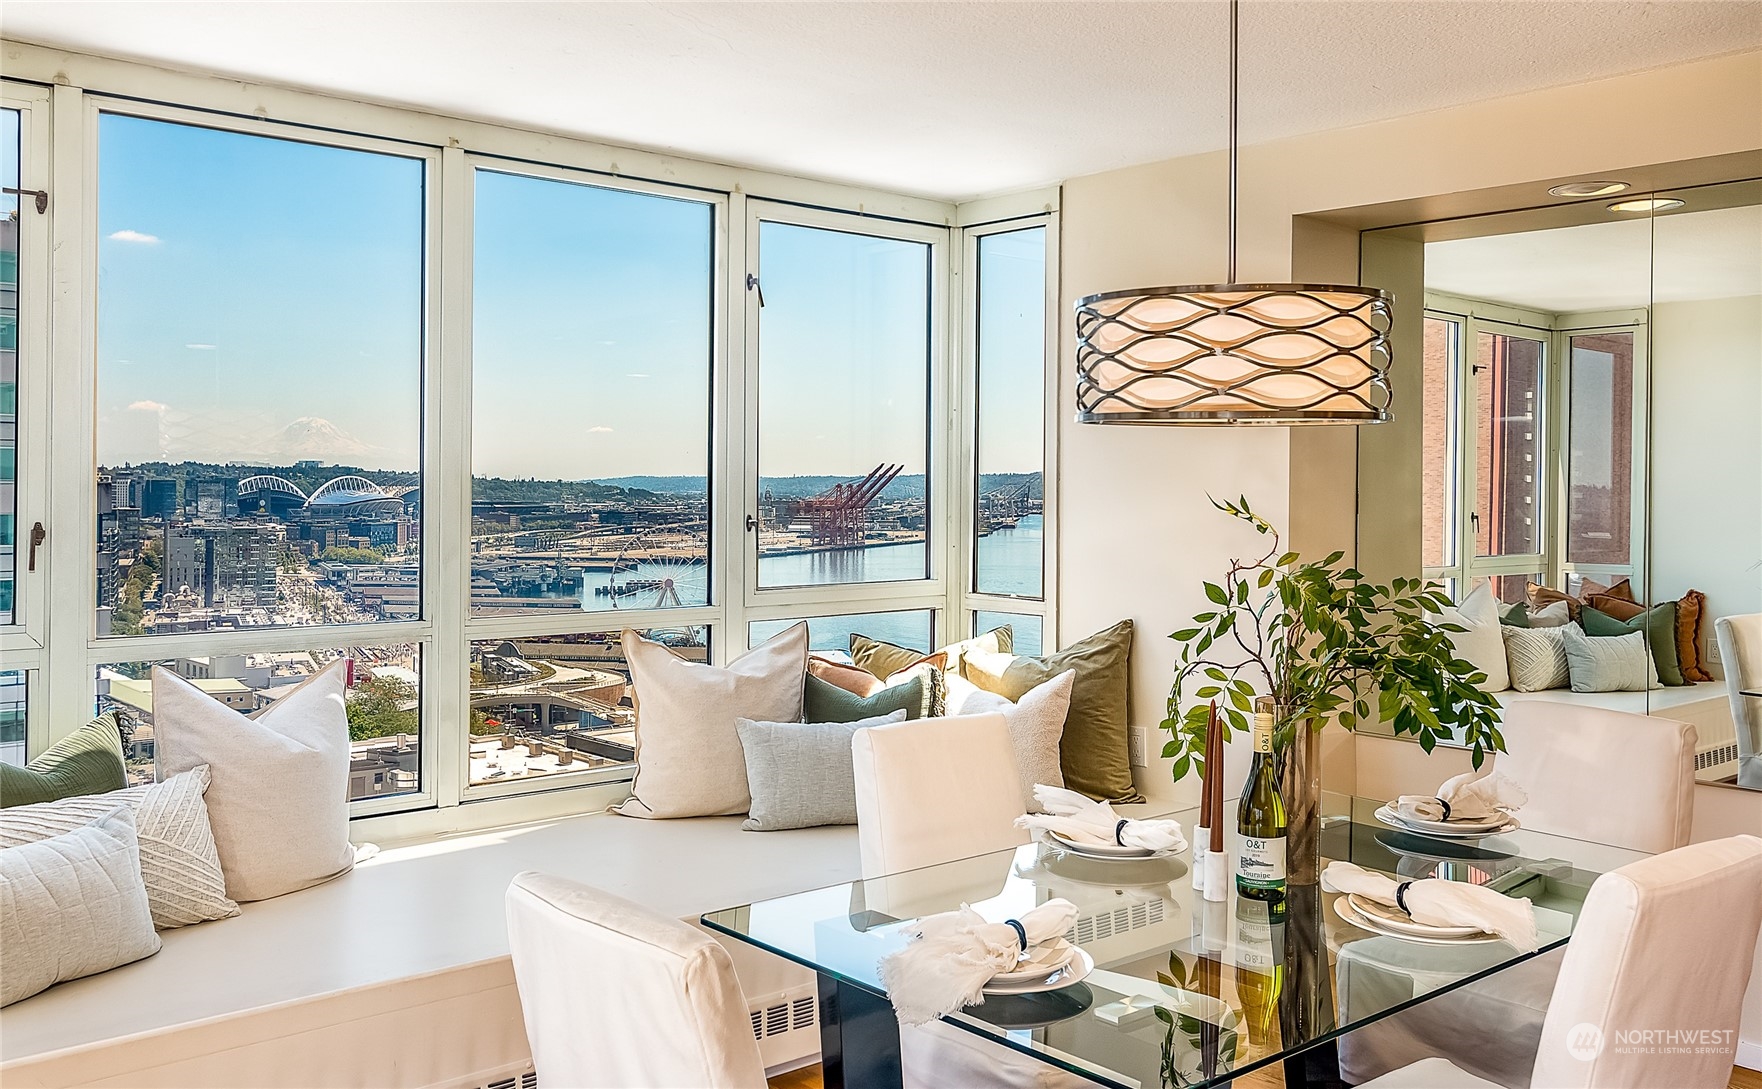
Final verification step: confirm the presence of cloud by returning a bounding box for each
[626,373,650,379]
[185,343,218,350]
[126,400,167,413]
[587,426,615,434]
[108,229,162,244]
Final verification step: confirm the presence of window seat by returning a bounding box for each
[1496,682,1737,769]
[0,809,861,1089]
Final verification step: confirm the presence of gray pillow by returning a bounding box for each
[1563,626,1659,693]
[736,710,907,832]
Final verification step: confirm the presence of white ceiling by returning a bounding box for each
[1425,204,1762,312]
[2,1,1758,201]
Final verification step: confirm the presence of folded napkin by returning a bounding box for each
[1323,860,1539,952]
[878,898,1081,1025]
[1015,785,1188,854]
[1397,770,1526,824]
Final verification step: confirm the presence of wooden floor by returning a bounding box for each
[770,1061,1762,1087]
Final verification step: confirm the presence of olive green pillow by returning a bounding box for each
[1582,602,1685,687]
[963,619,1141,804]
[803,671,942,722]
[0,713,128,808]
[850,626,1013,681]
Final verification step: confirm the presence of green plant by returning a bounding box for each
[1162,497,1504,782]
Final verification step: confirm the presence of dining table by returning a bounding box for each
[702,791,1649,1089]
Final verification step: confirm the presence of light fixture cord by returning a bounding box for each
[1227,0,1239,283]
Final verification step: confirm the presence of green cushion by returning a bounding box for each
[1501,603,1531,628]
[1582,603,1685,686]
[803,672,941,722]
[963,619,1141,804]
[0,713,128,808]
[850,626,1013,680]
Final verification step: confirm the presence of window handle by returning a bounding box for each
[744,515,758,533]
[27,522,45,571]
[3,187,47,214]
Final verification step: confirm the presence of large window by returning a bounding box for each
[1564,331,1638,569]
[973,227,1047,599]
[1,107,18,627]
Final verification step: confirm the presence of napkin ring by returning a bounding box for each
[1114,819,1130,846]
[1004,919,1028,953]
[1435,798,1452,820]
[1395,881,1414,915]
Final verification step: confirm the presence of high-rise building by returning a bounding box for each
[141,477,177,520]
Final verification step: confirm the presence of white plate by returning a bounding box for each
[1333,896,1505,945]
[1375,804,1520,838]
[1346,893,1487,939]
[989,939,1077,984]
[1046,831,1159,859]
[983,948,1095,995]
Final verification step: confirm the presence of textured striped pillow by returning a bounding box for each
[0,766,239,929]
[1501,625,1570,692]
[1563,626,1659,693]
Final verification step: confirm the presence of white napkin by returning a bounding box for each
[1323,860,1539,952]
[1015,785,1188,853]
[1397,770,1527,824]
[878,898,1081,1025]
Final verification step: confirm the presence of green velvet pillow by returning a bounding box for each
[0,713,128,808]
[1582,602,1685,687]
[1501,603,1531,628]
[803,671,941,722]
[963,619,1141,804]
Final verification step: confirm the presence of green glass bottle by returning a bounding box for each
[1236,712,1288,907]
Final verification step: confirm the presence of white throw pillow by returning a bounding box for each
[947,670,1074,811]
[1439,580,1510,692]
[1,807,161,1006]
[0,766,238,929]
[1502,625,1571,692]
[617,623,809,819]
[1524,600,1574,628]
[1563,626,1660,693]
[154,661,355,902]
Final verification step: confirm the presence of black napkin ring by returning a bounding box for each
[1436,798,1452,821]
[1115,819,1130,846]
[1395,881,1414,916]
[1004,918,1028,953]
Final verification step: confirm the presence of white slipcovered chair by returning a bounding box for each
[1338,701,1698,1084]
[1715,613,1762,789]
[1353,834,1762,1089]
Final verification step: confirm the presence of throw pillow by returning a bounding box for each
[807,656,883,698]
[964,619,1141,804]
[735,710,907,831]
[1524,601,1573,628]
[1,807,161,1007]
[154,661,356,901]
[1502,626,1570,692]
[1676,591,1714,683]
[1580,577,1637,603]
[804,670,940,722]
[1562,626,1658,693]
[1582,603,1685,687]
[948,670,1075,811]
[1585,594,1645,622]
[617,623,809,819]
[1437,580,1509,692]
[1526,582,1581,623]
[0,766,238,930]
[850,625,1013,681]
[0,714,127,809]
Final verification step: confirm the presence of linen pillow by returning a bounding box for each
[154,661,356,901]
[1502,626,1570,692]
[735,710,907,832]
[850,625,1012,681]
[1562,626,1658,693]
[1580,577,1637,603]
[0,766,238,930]
[1582,603,1685,687]
[807,656,883,698]
[804,670,940,722]
[964,619,1140,804]
[947,670,1075,811]
[1,807,161,1007]
[1526,582,1581,622]
[1676,590,1714,683]
[0,713,127,809]
[1585,594,1645,622]
[617,623,809,820]
[1437,580,1509,692]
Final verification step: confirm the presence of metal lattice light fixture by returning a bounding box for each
[1075,0,1392,426]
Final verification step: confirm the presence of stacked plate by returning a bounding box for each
[1374,803,1520,839]
[1333,893,1502,945]
[983,939,1096,995]
[1045,830,1172,860]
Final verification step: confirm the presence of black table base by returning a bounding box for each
[817,972,903,1089]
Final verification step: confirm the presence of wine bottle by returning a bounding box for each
[1233,897,1285,1048]
[1236,712,1287,907]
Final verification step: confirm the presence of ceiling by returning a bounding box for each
[1425,203,1762,312]
[2,1,1758,201]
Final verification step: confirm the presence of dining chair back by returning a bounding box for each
[504,871,768,1089]
[1715,613,1762,787]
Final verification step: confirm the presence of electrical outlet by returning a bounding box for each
[1128,727,1149,768]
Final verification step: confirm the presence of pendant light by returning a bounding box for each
[1075,0,1392,425]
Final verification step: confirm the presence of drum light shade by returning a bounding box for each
[1075,283,1393,424]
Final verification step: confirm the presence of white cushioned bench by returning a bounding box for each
[0,810,861,1089]
[1496,681,1737,771]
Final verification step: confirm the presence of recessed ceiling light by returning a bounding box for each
[1548,180,1630,197]
[1608,197,1686,213]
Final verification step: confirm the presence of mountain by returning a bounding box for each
[273,417,378,461]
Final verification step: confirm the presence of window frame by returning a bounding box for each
[1552,312,1650,592]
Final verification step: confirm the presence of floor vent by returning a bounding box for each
[1697,742,1739,772]
[751,992,817,1040]
[1067,897,1165,945]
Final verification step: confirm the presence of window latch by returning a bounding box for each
[27,522,45,571]
[744,515,758,533]
[745,273,764,307]
[3,187,47,215]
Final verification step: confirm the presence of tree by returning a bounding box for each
[346,675,419,741]
[320,545,385,565]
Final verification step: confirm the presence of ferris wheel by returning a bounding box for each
[604,528,710,644]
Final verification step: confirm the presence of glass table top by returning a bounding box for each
[702,792,1648,1089]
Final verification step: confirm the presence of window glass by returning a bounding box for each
[95,114,424,635]
[0,669,24,767]
[755,222,930,588]
[1473,331,1544,558]
[974,227,1045,598]
[748,610,933,656]
[1,107,19,625]
[1490,573,1540,605]
[96,644,422,800]
[1421,316,1457,571]
[974,610,1042,656]
[1566,332,1636,567]
[472,171,713,617]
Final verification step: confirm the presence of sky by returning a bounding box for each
[94,112,1048,482]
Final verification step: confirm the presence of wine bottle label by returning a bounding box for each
[1235,915,1276,972]
[1237,835,1287,890]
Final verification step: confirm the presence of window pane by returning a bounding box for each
[1421,316,1457,570]
[748,610,933,656]
[0,669,25,767]
[1473,331,1543,558]
[96,645,423,801]
[1,108,19,625]
[471,171,713,618]
[974,610,1042,656]
[1566,332,1635,567]
[1490,573,1539,605]
[975,227,1045,598]
[469,628,706,787]
[756,222,930,588]
[95,115,424,636]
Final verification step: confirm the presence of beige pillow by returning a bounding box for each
[1,807,161,1006]
[850,626,1012,680]
[1438,580,1509,692]
[1502,625,1571,692]
[154,661,355,902]
[948,671,1075,811]
[617,623,809,819]
[0,766,238,929]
